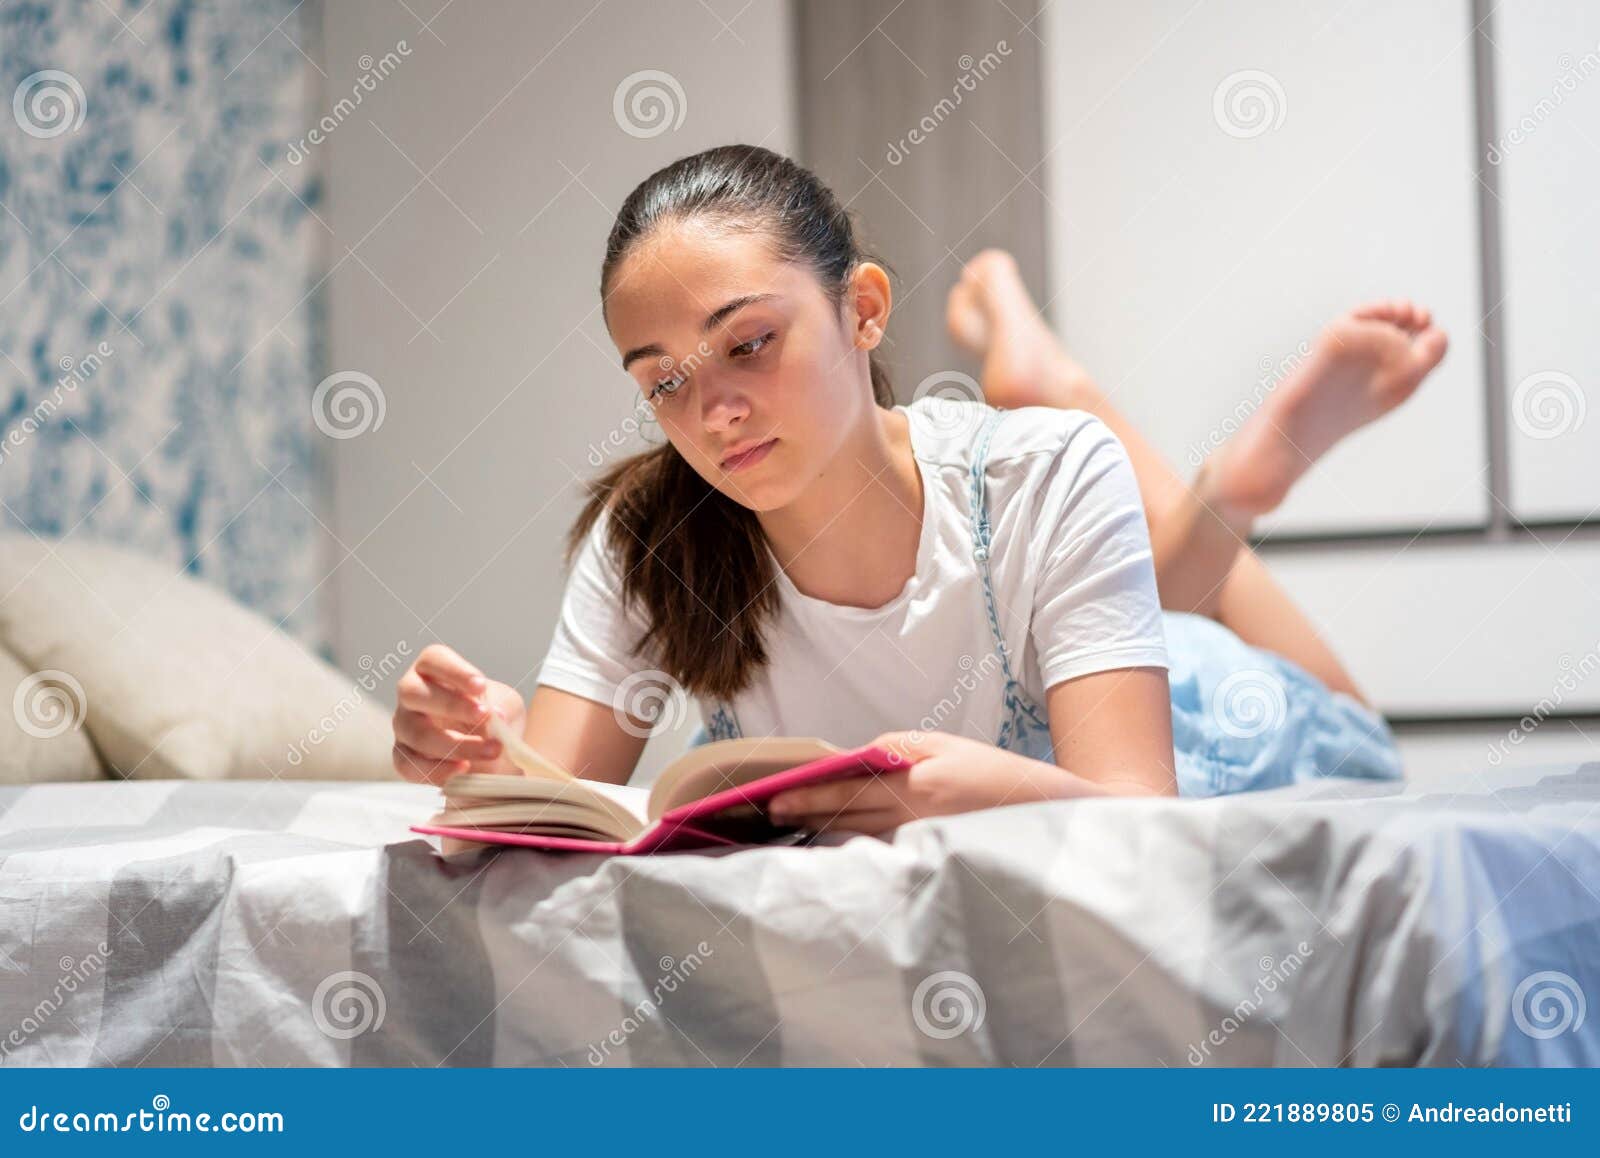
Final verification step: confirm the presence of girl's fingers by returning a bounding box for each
[414,644,488,698]
[397,671,490,729]
[392,709,502,762]
[869,730,937,764]
[392,741,468,785]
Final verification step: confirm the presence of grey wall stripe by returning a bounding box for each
[794,0,1050,397]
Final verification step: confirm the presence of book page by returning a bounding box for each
[647,737,839,819]
[437,775,650,841]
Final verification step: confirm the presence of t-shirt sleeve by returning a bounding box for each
[1028,417,1170,689]
[535,513,653,708]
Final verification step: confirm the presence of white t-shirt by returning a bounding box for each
[536,399,1169,748]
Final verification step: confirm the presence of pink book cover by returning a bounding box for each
[412,743,903,855]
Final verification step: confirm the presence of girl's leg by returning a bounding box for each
[946,251,1448,705]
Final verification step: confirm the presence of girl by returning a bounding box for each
[391,145,1446,834]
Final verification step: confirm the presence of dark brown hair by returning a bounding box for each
[571,145,894,700]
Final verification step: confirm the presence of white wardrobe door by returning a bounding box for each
[1266,538,1600,717]
[1041,0,1487,535]
[1494,1,1600,522]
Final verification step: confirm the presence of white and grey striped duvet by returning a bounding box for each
[1,764,1597,1067]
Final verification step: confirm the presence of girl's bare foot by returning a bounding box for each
[945,249,1096,410]
[1202,300,1449,519]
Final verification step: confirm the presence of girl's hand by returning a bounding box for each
[391,644,527,783]
[766,731,1089,836]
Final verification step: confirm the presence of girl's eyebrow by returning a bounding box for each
[620,293,780,370]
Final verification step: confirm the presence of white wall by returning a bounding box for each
[1495,0,1600,521]
[1039,0,1600,756]
[316,0,794,769]
[1041,0,1486,537]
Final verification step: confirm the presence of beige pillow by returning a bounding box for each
[0,537,395,781]
[0,643,107,784]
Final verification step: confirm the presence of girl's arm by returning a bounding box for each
[766,671,1174,835]
[1043,666,1176,797]
[520,684,647,785]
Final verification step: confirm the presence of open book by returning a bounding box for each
[411,728,903,855]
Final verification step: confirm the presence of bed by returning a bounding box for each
[2,762,1596,1067]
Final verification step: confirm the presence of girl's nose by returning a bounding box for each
[698,375,749,432]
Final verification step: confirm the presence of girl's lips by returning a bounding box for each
[721,438,777,473]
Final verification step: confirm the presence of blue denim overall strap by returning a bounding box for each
[702,702,742,743]
[969,408,1055,760]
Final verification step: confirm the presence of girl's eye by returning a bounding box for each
[730,331,777,359]
[649,374,686,403]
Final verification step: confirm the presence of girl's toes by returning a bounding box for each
[1411,325,1449,373]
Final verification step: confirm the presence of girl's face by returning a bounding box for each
[605,218,885,512]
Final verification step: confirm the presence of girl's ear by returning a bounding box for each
[847,262,893,351]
